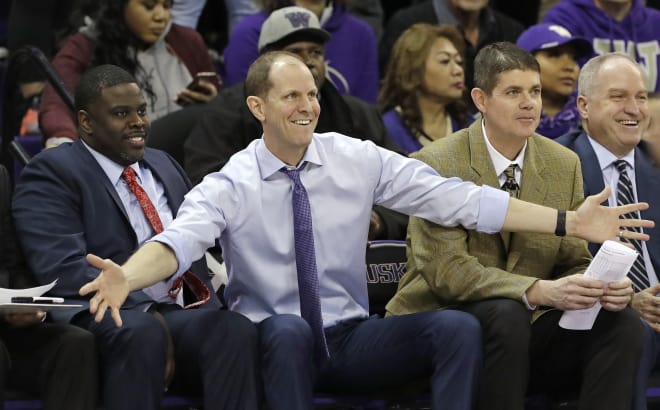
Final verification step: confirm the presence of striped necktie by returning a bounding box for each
[614,160,650,292]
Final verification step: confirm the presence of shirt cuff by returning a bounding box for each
[476,185,509,234]
[521,292,537,311]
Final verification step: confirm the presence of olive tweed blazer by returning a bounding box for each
[386,121,592,321]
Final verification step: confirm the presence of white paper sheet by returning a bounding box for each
[0,280,58,304]
[559,240,637,330]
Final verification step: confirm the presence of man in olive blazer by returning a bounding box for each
[387,42,641,410]
[387,122,592,318]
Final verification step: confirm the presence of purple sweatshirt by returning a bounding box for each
[544,0,660,92]
[223,5,379,103]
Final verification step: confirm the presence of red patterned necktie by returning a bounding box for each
[122,167,210,308]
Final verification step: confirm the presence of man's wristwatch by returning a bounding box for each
[555,210,566,237]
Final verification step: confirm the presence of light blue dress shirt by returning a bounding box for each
[153,132,509,326]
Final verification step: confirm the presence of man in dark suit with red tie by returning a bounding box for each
[12,64,261,410]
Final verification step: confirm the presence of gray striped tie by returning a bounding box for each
[615,159,650,292]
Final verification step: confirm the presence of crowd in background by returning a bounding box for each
[2,1,660,409]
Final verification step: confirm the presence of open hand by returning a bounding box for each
[574,186,653,243]
[79,254,129,327]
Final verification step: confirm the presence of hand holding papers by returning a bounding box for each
[559,240,638,330]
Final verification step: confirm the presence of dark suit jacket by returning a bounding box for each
[12,141,220,322]
[556,130,660,274]
[386,121,592,321]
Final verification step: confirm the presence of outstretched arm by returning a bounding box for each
[503,186,653,243]
[79,241,178,327]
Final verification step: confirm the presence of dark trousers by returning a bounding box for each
[460,299,642,410]
[259,310,482,410]
[633,319,659,410]
[72,305,261,410]
[0,321,97,410]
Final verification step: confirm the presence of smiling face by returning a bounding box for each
[421,37,465,102]
[472,69,542,147]
[124,0,172,46]
[79,82,150,166]
[578,57,648,157]
[534,43,580,100]
[247,56,320,165]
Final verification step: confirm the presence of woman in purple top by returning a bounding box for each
[378,23,470,155]
[223,0,379,103]
[516,23,593,139]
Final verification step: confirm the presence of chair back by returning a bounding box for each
[366,240,407,317]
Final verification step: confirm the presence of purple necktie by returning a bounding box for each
[281,163,330,363]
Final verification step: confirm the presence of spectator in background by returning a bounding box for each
[378,23,470,155]
[223,0,379,103]
[0,164,97,410]
[379,0,523,93]
[39,0,220,161]
[543,0,660,92]
[516,23,593,139]
[555,53,659,410]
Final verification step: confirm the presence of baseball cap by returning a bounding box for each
[258,6,331,53]
[516,23,593,59]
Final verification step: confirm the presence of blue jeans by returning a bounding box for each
[258,310,482,410]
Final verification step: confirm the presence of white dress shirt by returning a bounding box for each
[587,135,658,285]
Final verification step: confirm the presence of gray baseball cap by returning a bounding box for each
[258,6,331,53]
